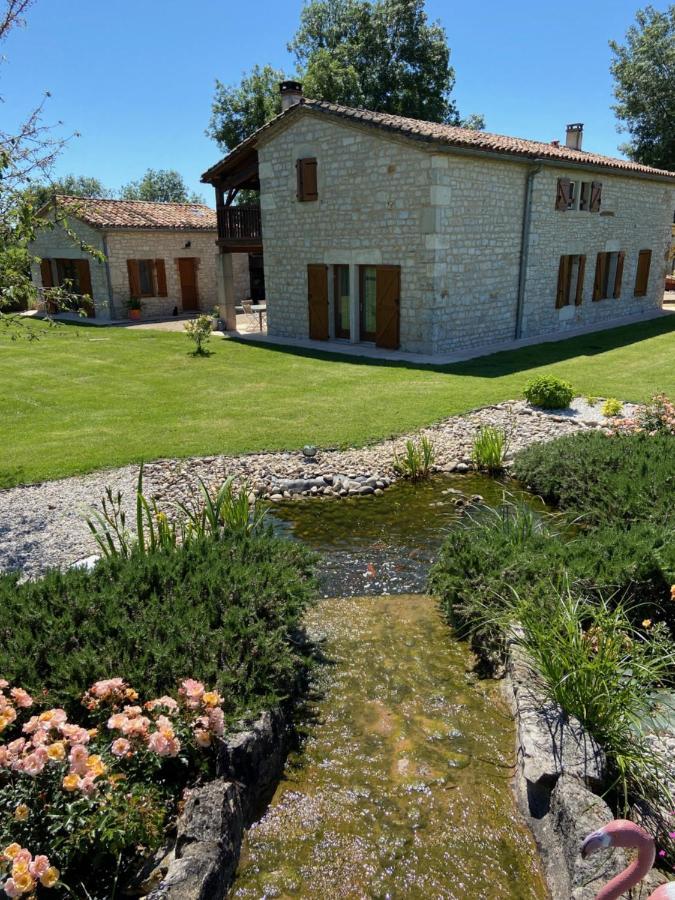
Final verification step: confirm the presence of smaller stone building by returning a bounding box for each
[30,196,251,320]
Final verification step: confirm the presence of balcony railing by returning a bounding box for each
[217,205,262,243]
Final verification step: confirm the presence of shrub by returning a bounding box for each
[183,314,213,355]
[614,392,675,436]
[471,425,508,473]
[0,536,317,717]
[602,397,623,418]
[392,436,435,481]
[512,430,674,528]
[523,374,574,409]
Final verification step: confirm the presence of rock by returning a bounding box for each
[269,494,283,502]
[549,775,625,900]
[455,463,470,473]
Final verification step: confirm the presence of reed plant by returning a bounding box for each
[392,436,435,482]
[471,425,508,473]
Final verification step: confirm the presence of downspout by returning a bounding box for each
[101,231,115,319]
[514,162,542,340]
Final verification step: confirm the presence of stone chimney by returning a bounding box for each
[280,81,303,113]
[565,123,584,151]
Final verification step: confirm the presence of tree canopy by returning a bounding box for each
[120,168,204,204]
[29,174,113,208]
[610,4,675,171]
[207,0,483,153]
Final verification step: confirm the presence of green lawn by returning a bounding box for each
[1,316,674,488]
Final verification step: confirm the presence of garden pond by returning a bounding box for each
[229,474,550,898]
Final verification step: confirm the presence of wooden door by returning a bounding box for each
[307,264,328,340]
[375,265,400,350]
[76,259,95,318]
[178,258,199,310]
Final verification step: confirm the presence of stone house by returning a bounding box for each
[202,82,675,357]
[29,196,251,320]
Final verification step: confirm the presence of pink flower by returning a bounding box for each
[59,723,90,744]
[79,776,97,797]
[146,696,179,714]
[69,744,89,776]
[3,878,22,898]
[107,713,128,731]
[669,831,675,840]
[122,716,150,738]
[179,679,205,708]
[10,688,33,708]
[207,707,225,738]
[195,730,212,748]
[7,738,26,756]
[89,677,125,699]
[147,731,181,757]
[22,716,39,735]
[29,855,50,879]
[22,749,47,776]
[111,738,131,757]
[0,679,8,689]
[659,850,667,857]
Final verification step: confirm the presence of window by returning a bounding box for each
[126,259,168,299]
[296,157,318,202]
[333,265,350,339]
[55,258,92,296]
[593,251,625,301]
[360,266,377,341]
[556,254,586,308]
[556,179,602,212]
[634,249,652,297]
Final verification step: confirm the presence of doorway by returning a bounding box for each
[359,265,400,349]
[248,253,266,302]
[333,265,350,339]
[307,264,329,340]
[178,258,199,310]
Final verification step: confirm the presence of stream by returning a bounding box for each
[230,475,549,898]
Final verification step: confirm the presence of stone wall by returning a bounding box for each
[257,108,674,356]
[30,218,251,320]
[29,217,110,316]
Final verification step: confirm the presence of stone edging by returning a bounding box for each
[144,709,289,899]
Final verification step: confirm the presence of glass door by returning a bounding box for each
[359,266,377,342]
[333,265,350,339]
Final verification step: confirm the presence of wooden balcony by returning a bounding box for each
[217,206,262,250]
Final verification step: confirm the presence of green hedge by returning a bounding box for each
[511,431,675,527]
[0,534,317,717]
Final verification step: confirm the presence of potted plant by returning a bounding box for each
[127,297,142,320]
[211,306,221,330]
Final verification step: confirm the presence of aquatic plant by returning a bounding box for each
[471,425,508,473]
[392,436,435,482]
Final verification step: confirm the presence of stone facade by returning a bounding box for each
[30,216,250,320]
[257,109,674,356]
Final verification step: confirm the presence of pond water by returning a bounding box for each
[230,475,549,898]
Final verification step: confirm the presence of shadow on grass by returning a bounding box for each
[229,314,675,378]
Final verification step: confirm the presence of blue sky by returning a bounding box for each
[1,0,657,206]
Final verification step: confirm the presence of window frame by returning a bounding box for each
[296,157,318,202]
[556,254,586,308]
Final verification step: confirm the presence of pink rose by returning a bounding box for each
[10,688,33,708]
[29,855,50,878]
[69,744,89,776]
[111,738,131,757]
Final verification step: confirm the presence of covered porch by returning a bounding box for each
[202,143,265,332]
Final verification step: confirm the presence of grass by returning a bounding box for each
[1,315,674,487]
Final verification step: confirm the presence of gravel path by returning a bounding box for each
[0,398,634,577]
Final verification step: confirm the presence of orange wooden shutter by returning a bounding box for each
[375,266,400,350]
[575,255,586,306]
[307,264,328,339]
[127,259,141,298]
[555,179,571,211]
[613,251,625,298]
[39,258,54,288]
[76,260,93,297]
[297,158,318,201]
[155,259,167,297]
[556,256,570,308]
[634,249,651,296]
[590,182,602,212]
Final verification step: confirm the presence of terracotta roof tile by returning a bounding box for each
[50,196,217,230]
[202,99,675,182]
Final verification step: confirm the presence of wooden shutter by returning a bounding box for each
[593,253,606,301]
[307,264,328,339]
[297,158,318,201]
[127,259,141,298]
[590,182,602,213]
[613,251,625,298]
[556,256,571,308]
[575,255,586,306]
[155,259,168,297]
[39,258,54,289]
[555,179,571,211]
[634,249,651,296]
[76,260,92,297]
[375,266,400,349]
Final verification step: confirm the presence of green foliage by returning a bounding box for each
[512,431,675,527]
[392,435,435,481]
[638,392,675,434]
[126,296,142,311]
[602,397,622,417]
[585,395,599,407]
[471,425,507,472]
[208,64,286,152]
[183,313,213,356]
[609,4,675,171]
[120,168,204,204]
[0,536,317,717]
[28,174,113,208]
[523,374,575,409]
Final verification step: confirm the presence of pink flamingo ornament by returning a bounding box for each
[581,819,675,899]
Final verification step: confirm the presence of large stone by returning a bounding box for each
[549,775,625,900]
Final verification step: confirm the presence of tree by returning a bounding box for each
[610,5,675,171]
[120,169,204,204]
[207,0,483,155]
[207,64,286,152]
[29,174,113,209]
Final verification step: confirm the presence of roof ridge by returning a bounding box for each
[55,194,212,208]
